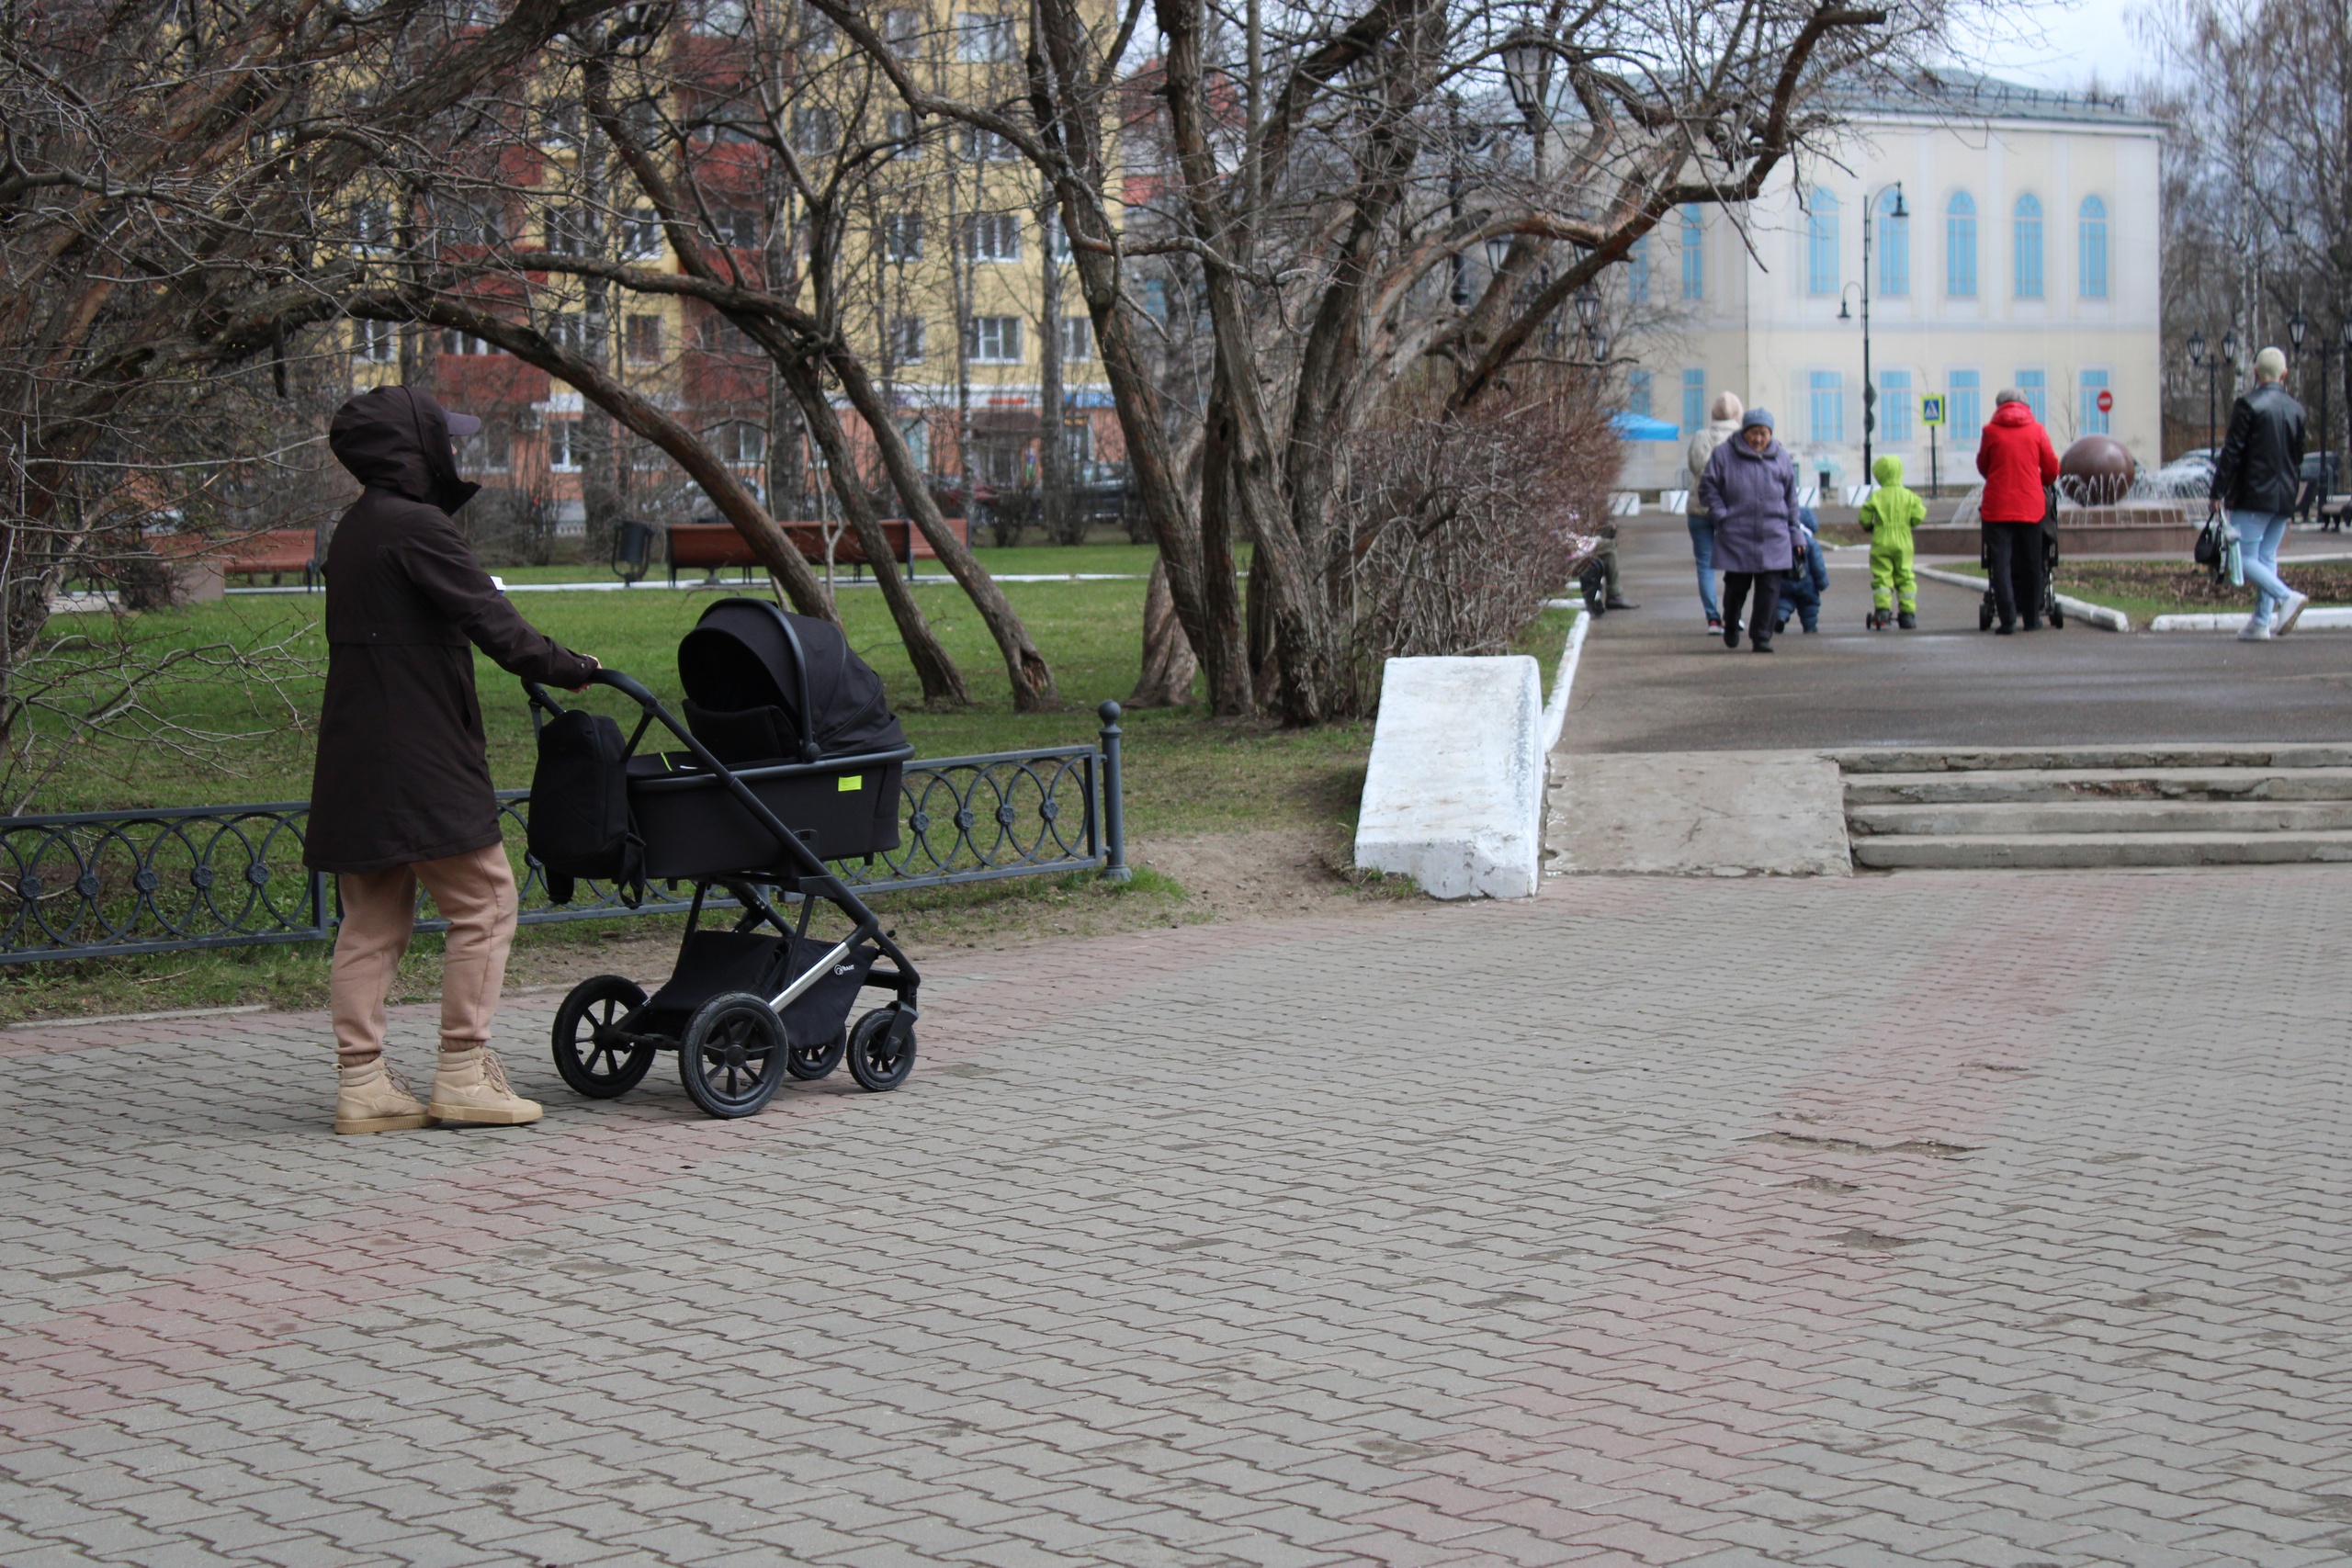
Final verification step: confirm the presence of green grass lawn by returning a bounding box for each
[459,540,1161,587]
[34,567,1378,841]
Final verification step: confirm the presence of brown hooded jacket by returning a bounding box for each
[305,387,596,874]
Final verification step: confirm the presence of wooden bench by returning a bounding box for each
[665,518,972,586]
[221,529,320,587]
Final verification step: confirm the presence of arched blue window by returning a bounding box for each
[1878,188,1909,297]
[1946,191,1977,297]
[2014,193,2044,299]
[2078,195,2109,299]
[1806,189,1839,297]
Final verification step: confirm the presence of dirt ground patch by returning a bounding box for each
[2060,558,2352,608]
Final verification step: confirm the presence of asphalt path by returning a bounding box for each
[1562,513,2352,753]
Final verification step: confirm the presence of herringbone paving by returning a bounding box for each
[0,868,2344,1567]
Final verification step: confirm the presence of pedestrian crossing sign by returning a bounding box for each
[1920,394,1947,427]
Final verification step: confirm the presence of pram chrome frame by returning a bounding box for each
[525,667,922,1078]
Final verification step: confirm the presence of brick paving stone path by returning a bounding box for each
[0,868,2346,1567]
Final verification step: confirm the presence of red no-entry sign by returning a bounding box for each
[2097,389,2114,413]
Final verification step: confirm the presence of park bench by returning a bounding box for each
[220,529,320,588]
[665,517,971,586]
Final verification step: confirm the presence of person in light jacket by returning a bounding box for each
[1697,407,1805,652]
[1683,391,1745,632]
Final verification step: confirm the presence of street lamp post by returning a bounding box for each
[1839,183,1905,485]
[2187,330,2235,452]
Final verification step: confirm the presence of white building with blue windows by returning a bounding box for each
[1616,73,2163,499]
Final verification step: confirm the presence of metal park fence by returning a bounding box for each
[0,703,1131,964]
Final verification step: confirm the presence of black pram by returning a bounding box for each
[526,598,921,1118]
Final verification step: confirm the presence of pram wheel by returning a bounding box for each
[679,992,790,1118]
[787,1028,846,1081]
[2050,604,2065,628]
[551,976,655,1099]
[1978,600,1995,631]
[845,1006,916,1092]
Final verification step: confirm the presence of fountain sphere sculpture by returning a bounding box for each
[2059,434,2137,506]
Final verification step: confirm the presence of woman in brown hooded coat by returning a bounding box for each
[308,386,597,1134]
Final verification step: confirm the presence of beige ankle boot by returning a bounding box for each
[428,1045,543,1126]
[334,1059,431,1134]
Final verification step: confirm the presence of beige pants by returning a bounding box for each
[329,842,518,1066]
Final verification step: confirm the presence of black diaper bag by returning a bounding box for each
[526,708,645,905]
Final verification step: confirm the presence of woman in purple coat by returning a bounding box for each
[1697,408,1807,652]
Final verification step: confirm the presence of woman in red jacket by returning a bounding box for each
[1974,389,2061,633]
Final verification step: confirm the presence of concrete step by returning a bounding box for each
[1849,799,2352,838]
[1852,829,2352,870]
[1844,766,2352,807]
[1832,744,2352,774]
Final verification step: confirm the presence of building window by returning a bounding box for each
[351,200,393,254]
[1946,191,1977,298]
[440,329,495,355]
[710,422,765,467]
[352,318,396,363]
[1878,188,1909,297]
[956,12,1015,61]
[458,429,510,472]
[2079,368,2109,435]
[1805,188,1839,297]
[2017,368,2046,423]
[2078,196,2109,299]
[1681,368,1706,434]
[548,419,582,471]
[714,208,760,249]
[1628,235,1649,305]
[959,127,1019,162]
[548,310,589,355]
[544,205,595,254]
[967,314,1022,363]
[700,314,754,355]
[2013,194,2044,299]
[791,107,836,156]
[1680,205,1703,300]
[959,212,1021,262]
[885,6,923,53]
[886,109,922,157]
[1950,369,1982,442]
[882,211,923,261]
[693,0,749,35]
[1059,314,1092,362]
[1808,370,1844,444]
[889,314,927,364]
[624,314,662,363]
[622,208,663,260]
[1142,278,1169,319]
[1877,369,1911,443]
[1627,368,1653,419]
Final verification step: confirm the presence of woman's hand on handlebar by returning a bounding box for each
[568,655,600,694]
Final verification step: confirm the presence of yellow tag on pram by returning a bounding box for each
[838,773,863,792]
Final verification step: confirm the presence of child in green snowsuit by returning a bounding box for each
[1860,453,1927,627]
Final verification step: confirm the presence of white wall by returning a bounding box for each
[1631,105,2164,495]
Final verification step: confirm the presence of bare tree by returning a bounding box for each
[816,0,1935,720]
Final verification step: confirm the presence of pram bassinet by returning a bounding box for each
[633,599,909,876]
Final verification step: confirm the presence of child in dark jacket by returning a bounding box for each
[1774,506,1831,634]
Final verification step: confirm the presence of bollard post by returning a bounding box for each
[1096,699,1130,881]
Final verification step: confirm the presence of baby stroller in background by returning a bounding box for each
[1977,487,2065,631]
[526,598,921,1119]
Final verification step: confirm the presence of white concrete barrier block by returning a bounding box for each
[1353,655,1544,899]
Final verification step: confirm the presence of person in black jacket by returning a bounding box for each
[309,386,598,1134]
[2210,346,2310,639]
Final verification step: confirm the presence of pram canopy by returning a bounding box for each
[678,598,908,764]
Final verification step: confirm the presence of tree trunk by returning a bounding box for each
[1129,556,1199,706]
[776,360,969,708]
[1195,378,1253,716]
[827,350,1059,709]
[1037,191,1077,547]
